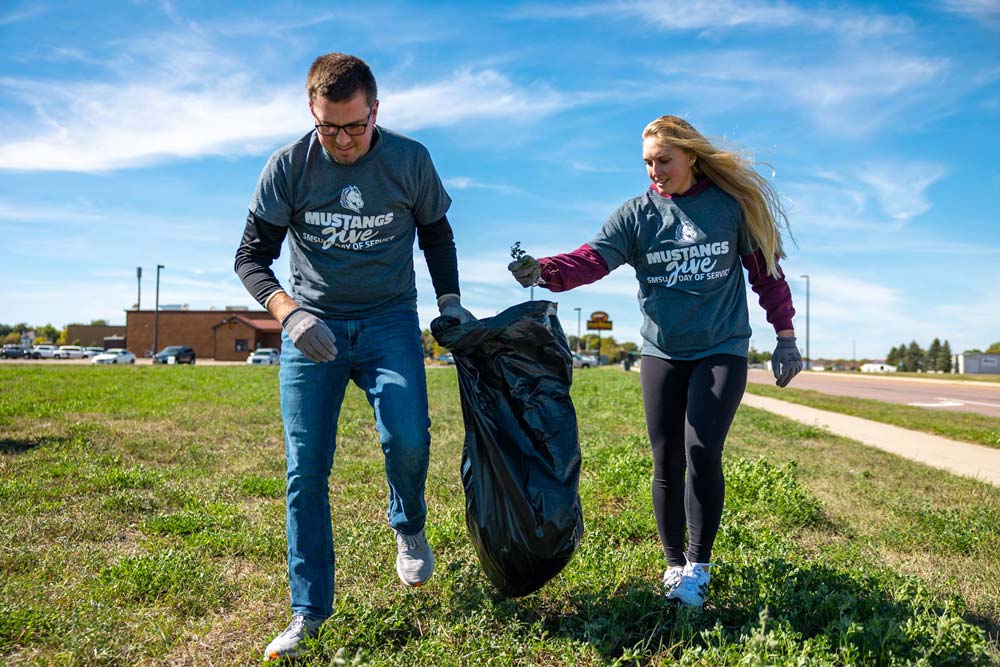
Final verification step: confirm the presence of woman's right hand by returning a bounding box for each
[507,256,542,287]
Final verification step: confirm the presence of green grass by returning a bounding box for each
[745,381,1000,448]
[1,365,998,665]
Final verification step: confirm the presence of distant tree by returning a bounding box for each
[748,346,772,364]
[90,319,109,326]
[938,340,953,373]
[904,340,925,372]
[420,329,435,358]
[36,324,59,343]
[964,349,983,355]
[886,345,901,368]
[926,338,942,372]
[0,322,31,337]
[3,332,21,344]
[986,341,1000,354]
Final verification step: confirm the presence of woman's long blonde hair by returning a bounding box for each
[643,115,790,277]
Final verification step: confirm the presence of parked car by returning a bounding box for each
[53,345,84,359]
[31,344,58,359]
[247,348,280,365]
[153,345,196,364]
[572,353,597,369]
[437,352,455,364]
[92,348,136,365]
[82,346,106,358]
[0,344,29,359]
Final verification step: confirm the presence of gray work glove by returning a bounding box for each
[507,255,542,287]
[437,294,475,324]
[282,308,337,362]
[772,336,803,387]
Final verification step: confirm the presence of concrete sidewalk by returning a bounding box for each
[741,393,1000,487]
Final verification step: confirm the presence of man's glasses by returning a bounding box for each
[314,108,372,137]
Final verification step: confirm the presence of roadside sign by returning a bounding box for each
[586,311,613,331]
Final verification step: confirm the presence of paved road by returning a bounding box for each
[748,369,1000,418]
[742,394,1000,486]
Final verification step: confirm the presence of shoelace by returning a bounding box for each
[663,568,684,588]
[281,616,307,638]
[680,565,712,593]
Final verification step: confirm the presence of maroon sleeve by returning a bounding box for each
[742,249,795,332]
[537,244,610,293]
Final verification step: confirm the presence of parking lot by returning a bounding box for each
[2,357,246,366]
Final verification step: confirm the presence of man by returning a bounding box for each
[235,53,473,661]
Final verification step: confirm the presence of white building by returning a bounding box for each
[860,362,897,373]
[956,353,1000,375]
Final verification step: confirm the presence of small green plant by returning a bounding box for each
[98,550,231,615]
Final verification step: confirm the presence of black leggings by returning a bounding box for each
[640,354,747,566]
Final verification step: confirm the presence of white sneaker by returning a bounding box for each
[395,528,434,587]
[667,562,713,607]
[662,565,685,596]
[264,614,324,661]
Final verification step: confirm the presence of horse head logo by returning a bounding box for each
[340,185,364,213]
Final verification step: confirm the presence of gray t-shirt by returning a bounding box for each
[589,184,753,360]
[249,127,451,319]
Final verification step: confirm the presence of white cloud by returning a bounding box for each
[570,161,633,174]
[785,160,946,230]
[444,177,524,195]
[855,162,946,223]
[0,4,44,26]
[0,35,575,173]
[648,49,947,135]
[940,0,1000,26]
[512,0,910,36]
[379,69,572,131]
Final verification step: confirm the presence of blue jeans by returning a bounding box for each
[278,309,431,619]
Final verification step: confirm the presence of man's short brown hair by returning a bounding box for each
[306,53,377,106]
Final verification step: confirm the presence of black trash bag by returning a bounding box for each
[431,300,584,598]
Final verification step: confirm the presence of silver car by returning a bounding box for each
[92,348,136,365]
[247,348,281,365]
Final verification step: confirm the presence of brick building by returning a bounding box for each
[65,324,127,347]
[125,309,281,361]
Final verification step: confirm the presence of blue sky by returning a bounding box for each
[1,0,998,359]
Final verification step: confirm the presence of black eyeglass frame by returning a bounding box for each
[313,108,373,137]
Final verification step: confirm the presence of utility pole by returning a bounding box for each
[153,265,164,356]
[574,307,582,353]
[800,274,810,370]
[136,266,142,310]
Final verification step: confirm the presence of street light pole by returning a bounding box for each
[800,274,810,370]
[574,307,582,353]
[136,266,142,310]
[153,264,164,356]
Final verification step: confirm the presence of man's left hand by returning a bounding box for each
[438,294,475,324]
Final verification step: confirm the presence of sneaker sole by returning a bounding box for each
[266,649,298,661]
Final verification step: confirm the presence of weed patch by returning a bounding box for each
[98,550,232,615]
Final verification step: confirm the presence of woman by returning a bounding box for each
[508,115,802,608]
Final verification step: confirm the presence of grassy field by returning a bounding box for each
[1,365,999,666]
[744,382,1000,448]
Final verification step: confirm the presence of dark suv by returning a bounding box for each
[0,344,29,359]
[153,345,197,365]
